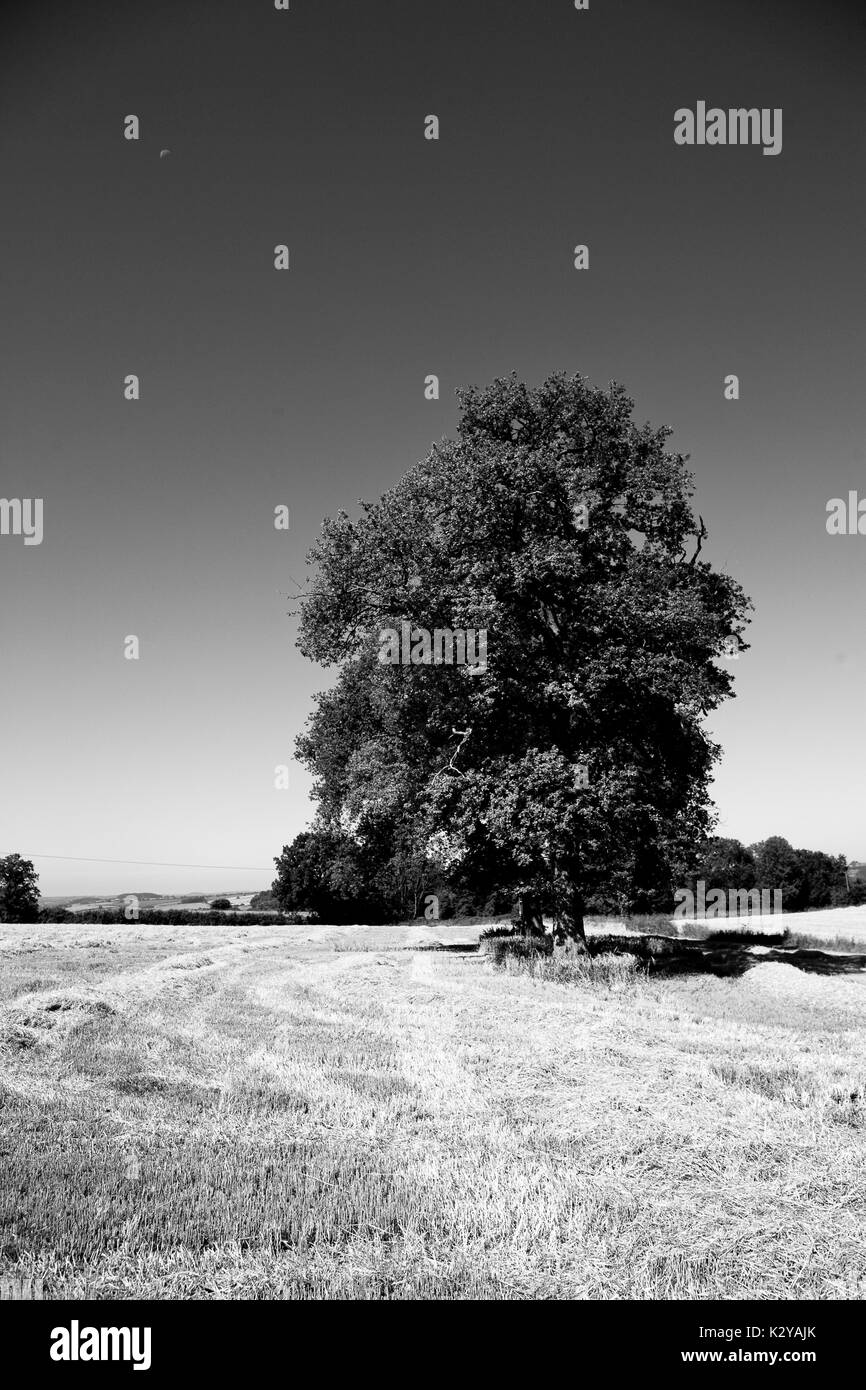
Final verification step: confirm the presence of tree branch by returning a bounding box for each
[688,515,707,566]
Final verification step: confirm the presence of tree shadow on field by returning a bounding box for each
[605,934,866,980]
[421,942,480,954]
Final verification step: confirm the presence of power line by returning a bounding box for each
[23,854,273,872]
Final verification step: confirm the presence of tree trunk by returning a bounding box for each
[517,893,545,937]
[555,884,589,951]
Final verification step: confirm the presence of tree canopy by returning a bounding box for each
[284,373,753,937]
[0,853,41,923]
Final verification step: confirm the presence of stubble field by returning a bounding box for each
[1,913,864,1300]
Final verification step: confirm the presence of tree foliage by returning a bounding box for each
[685,835,854,913]
[0,853,41,923]
[291,373,753,937]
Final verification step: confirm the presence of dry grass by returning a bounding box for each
[0,918,864,1300]
[671,905,866,945]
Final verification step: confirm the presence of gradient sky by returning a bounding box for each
[1,0,863,896]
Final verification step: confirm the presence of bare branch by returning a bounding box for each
[688,515,708,566]
[444,726,472,778]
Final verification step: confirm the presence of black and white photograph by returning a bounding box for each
[0,0,863,1358]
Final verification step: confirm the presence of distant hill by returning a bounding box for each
[41,891,265,914]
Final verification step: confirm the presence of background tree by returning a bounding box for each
[688,837,757,896]
[749,837,806,911]
[272,828,390,923]
[793,848,849,910]
[745,840,848,912]
[293,372,752,942]
[844,870,866,908]
[0,853,41,923]
[249,889,279,912]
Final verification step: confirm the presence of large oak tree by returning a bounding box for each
[293,373,751,941]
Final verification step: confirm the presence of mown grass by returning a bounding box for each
[0,919,864,1299]
[781,931,866,954]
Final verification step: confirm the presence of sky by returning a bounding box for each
[1,0,864,896]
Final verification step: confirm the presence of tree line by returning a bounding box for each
[1,838,860,927]
[269,831,865,924]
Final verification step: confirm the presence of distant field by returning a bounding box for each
[1,914,865,1299]
[670,906,866,944]
[42,892,262,915]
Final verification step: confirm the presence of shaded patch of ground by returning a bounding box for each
[585,932,866,979]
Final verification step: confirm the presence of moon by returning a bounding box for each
[159,149,170,159]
